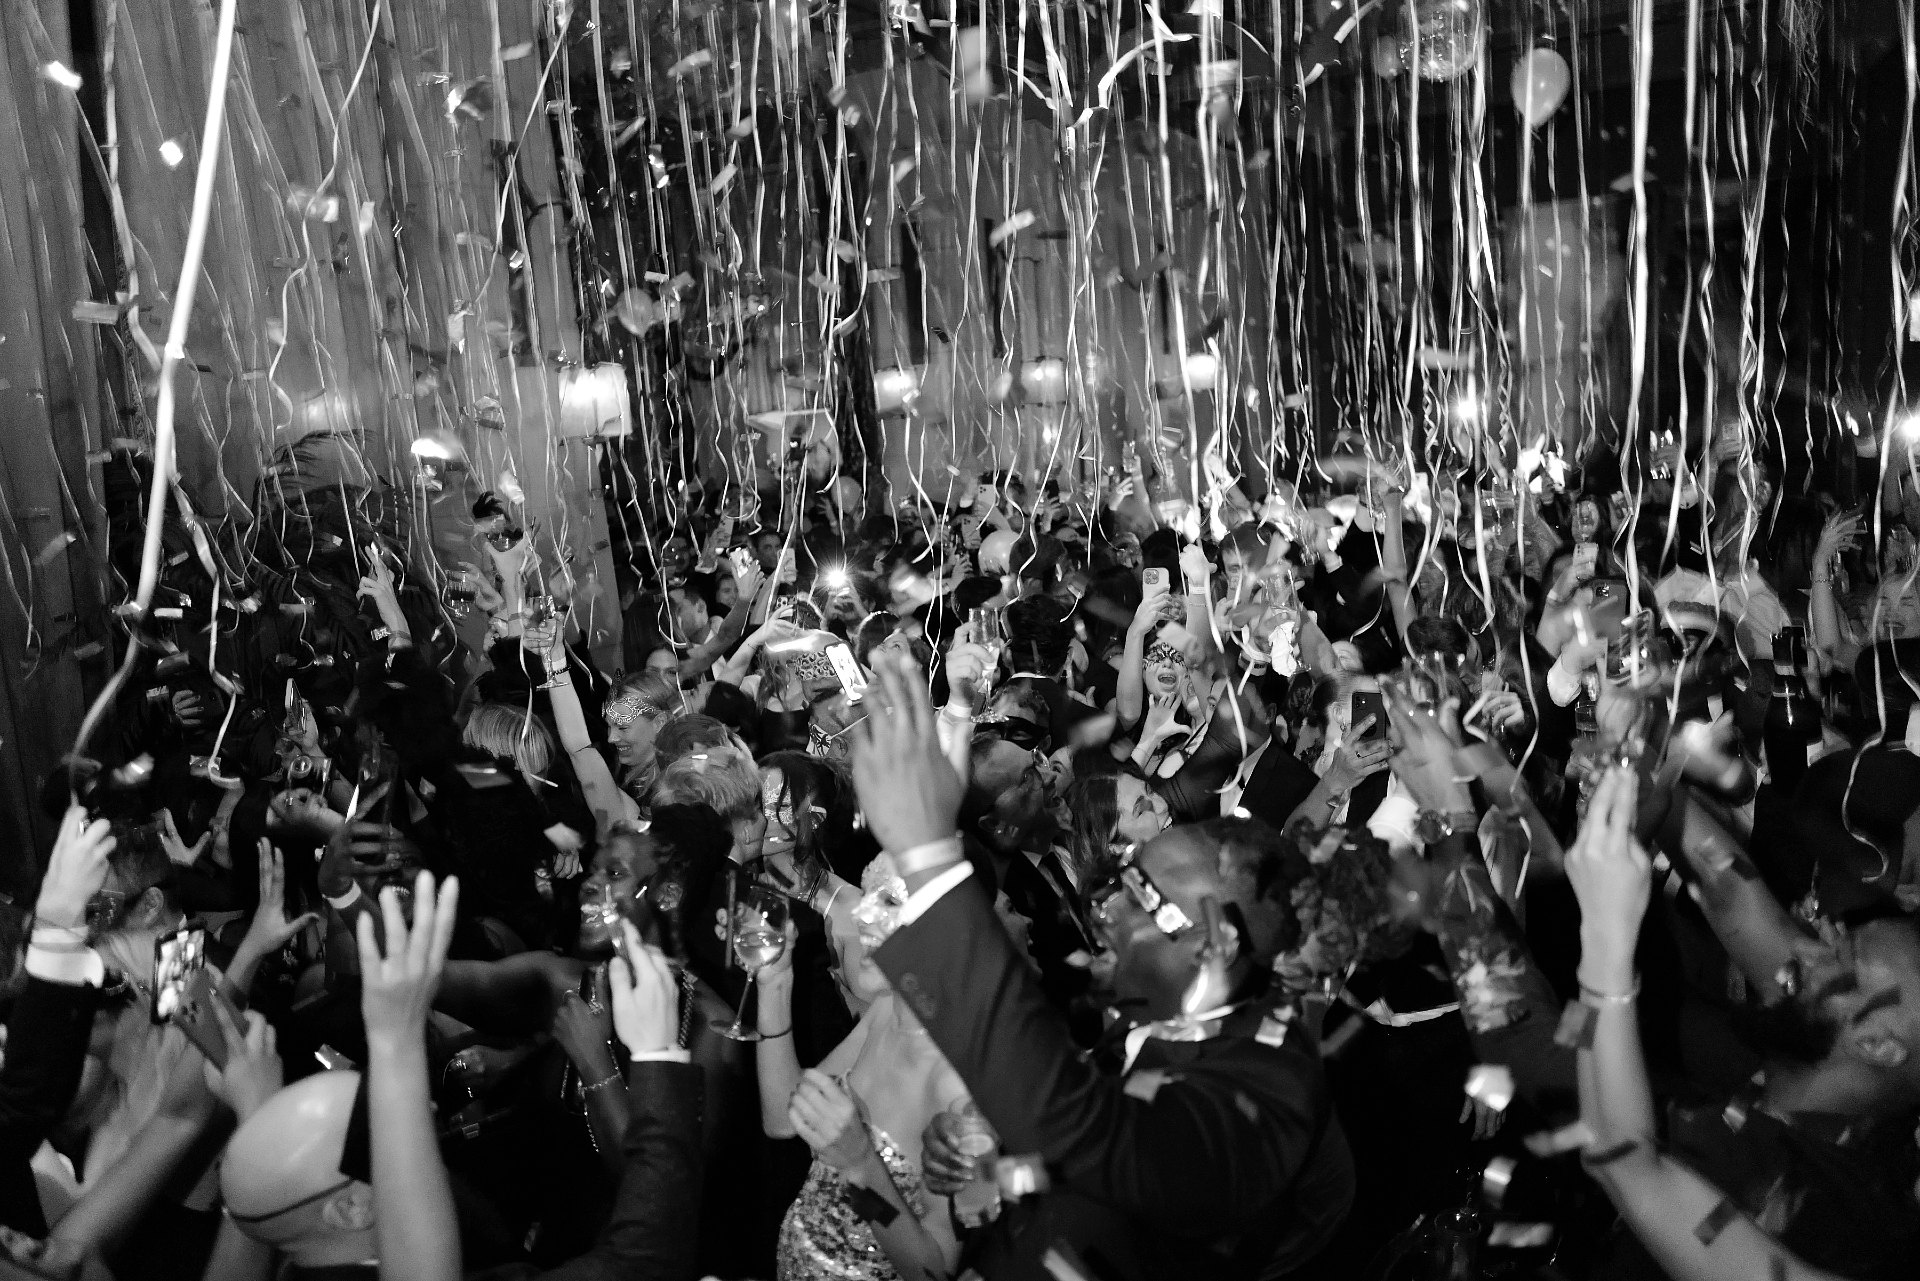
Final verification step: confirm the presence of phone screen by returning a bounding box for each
[1573,541,1598,578]
[1350,691,1387,741]
[152,925,207,1024]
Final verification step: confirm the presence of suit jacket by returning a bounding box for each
[878,878,1353,1280]
[474,1059,706,1281]
[0,975,101,1236]
[1004,676,1098,749]
[1232,743,1322,831]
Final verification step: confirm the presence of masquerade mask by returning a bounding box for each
[604,695,666,729]
[851,855,910,947]
[1144,642,1187,669]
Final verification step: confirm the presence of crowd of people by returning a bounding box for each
[5,427,1920,1281]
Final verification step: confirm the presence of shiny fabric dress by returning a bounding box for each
[775,1126,926,1281]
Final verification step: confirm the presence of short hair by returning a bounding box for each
[1221,522,1273,562]
[653,714,734,769]
[651,748,761,825]
[853,611,907,669]
[1005,596,1074,677]
[462,702,554,776]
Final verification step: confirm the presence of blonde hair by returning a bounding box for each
[651,747,761,824]
[463,702,555,777]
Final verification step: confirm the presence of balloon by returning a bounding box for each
[979,529,1020,576]
[1510,47,1570,128]
[1402,0,1483,81]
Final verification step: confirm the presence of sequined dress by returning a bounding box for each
[775,1126,927,1281]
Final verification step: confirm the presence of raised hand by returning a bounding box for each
[1383,684,1474,816]
[205,1004,284,1123]
[245,840,322,956]
[457,560,505,614]
[850,653,963,854]
[356,547,399,606]
[1323,719,1393,792]
[157,809,211,869]
[1813,508,1864,576]
[356,870,460,1052]
[1565,767,1650,995]
[606,919,678,1056]
[37,805,115,929]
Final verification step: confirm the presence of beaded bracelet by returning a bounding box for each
[1578,975,1641,1006]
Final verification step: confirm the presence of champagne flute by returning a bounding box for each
[712,885,789,1042]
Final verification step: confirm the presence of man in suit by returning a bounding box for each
[1001,596,1099,748]
[852,656,1355,1280]
[1,807,116,1236]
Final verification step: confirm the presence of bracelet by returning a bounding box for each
[582,1071,623,1094]
[757,1026,792,1039]
[1812,577,1832,587]
[1578,976,1641,1006]
[31,918,87,938]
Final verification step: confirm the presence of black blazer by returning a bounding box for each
[1232,743,1322,831]
[877,877,1353,1280]
[474,1059,706,1281]
[0,975,102,1236]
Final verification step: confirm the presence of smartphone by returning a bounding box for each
[728,546,755,581]
[825,642,867,700]
[1572,541,1598,580]
[777,548,797,586]
[1350,690,1387,741]
[1142,567,1169,593]
[151,925,233,1069]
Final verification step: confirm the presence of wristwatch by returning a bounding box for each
[1413,809,1480,844]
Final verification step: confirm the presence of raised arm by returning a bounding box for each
[1116,581,1170,727]
[683,563,765,681]
[531,621,639,833]
[359,871,464,1281]
[1,807,113,1221]
[1556,767,1834,1281]
[1654,786,1804,1004]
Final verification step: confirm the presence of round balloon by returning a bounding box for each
[979,528,1020,576]
[1510,47,1570,128]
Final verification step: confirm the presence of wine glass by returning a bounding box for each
[711,885,789,1042]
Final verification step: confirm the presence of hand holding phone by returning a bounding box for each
[1350,690,1387,742]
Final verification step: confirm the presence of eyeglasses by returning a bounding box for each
[1087,847,1194,941]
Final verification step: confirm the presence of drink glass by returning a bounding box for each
[712,885,789,1042]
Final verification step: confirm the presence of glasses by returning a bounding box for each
[1086,849,1194,942]
[1144,642,1187,668]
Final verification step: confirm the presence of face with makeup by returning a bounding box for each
[1143,627,1188,698]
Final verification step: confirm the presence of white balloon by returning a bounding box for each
[1510,47,1571,128]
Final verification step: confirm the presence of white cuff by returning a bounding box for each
[325,885,365,911]
[26,945,106,987]
[1545,657,1583,707]
[626,1048,692,1064]
[896,861,974,929]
